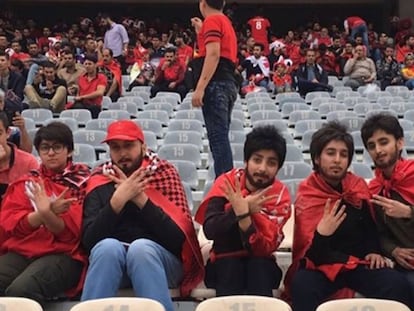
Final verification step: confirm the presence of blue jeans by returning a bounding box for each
[81,238,183,311]
[26,63,39,85]
[350,24,369,48]
[202,80,238,178]
[405,79,414,90]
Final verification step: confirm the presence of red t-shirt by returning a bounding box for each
[197,14,237,64]
[78,73,107,107]
[177,44,193,64]
[247,16,271,45]
[345,16,366,30]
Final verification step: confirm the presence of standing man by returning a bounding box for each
[284,121,411,311]
[101,14,129,74]
[191,0,238,178]
[195,125,291,296]
[361,113,414,303]
[247,7,271,55]
[344,16,369,48]
[81,120,203,311]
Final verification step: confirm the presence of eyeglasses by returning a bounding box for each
[38,143,65,154]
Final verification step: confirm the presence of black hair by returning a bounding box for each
[34,121,74,153]
[244,125,286,168]
[10,59,24,70]
[205,0,225,10]
[361,113,404,148]
[103,48,113,57]
[84,53,98,63]
[253,42,265,51]
[165,47,177,54]
[310,121,354,171]
[43,61,56,69]
[0,111,10,130]
[0,50,9,60]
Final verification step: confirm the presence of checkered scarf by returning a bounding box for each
[90,150,204,296]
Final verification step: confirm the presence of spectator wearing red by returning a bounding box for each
[338,41,354,77]
[317,43,338,76]
[150,47,187,100]
[97,48,122,102]
[247,7,271,54]
[72,53,107,119]
[175,33,193,66]
[396,34,414,64]
[272,62,292,94]
[344,16,368,48]
[133,38,149,68]
[37,27,52,52]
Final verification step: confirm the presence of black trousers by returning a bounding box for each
[291,266,412,311]
[150,82,187,100]
[0,252,83,304]
[71,101,101,119]
[205,256,282,297]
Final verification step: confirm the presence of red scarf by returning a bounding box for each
[283,172,372,302]
[195,168,291,258]
[0,162,90,297]
[86,151,204,296]
[369,158,414,205]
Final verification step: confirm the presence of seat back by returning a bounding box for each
[316,298,410,311]
[195,296,292,311]
[70,297,165,311]
[0,297,43,311]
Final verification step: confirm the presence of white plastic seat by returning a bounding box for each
[73,129,107,152]
[349,162,373,179]
[399,119,414,132]
[286,144,304,161]
[318,102,347,117]
[0,297,43,311]
[158,144,202,168]
[326,111,357,121]
[305,91,330,103]
[334,90,359,102]
[294,119,326,138]
[229,130,246,144]
[73,143,97,167]
[275,92,301,104]
[175,109,205,124]
[108,101,139,117]
[51,117,78,132]
[60,109,92,127]
[251,119,288,132]
[145,101,174,117]
[195,295,292,311]
[163,131,203,150]
[351,131,365,152]
[231,109,245,122]
[247,102,278,114]
[154,91,181,104]
[283,178,302,202]
[277,161,312,180]
[389,102,414,117]
[85,118,116,131]
[134,119,164,138]
[366,90,392,102]
[136,110,169,126]
[69,297,165,311]
[229,118,244,131]
[170,160,199,190]
[98,109,130,120]
[342,96,369,110]
[301,129,318,152]
[143,130,158,151]
[168,119,204,135]
[311,97,338,110]
[101,96,112,110]
[131,90,150,103]
[316,298,410,311]
[354,103,382,117]
[22,108,53,126]
[230,143,245,162]
[288,110,321,126]
[339,116,365,131]
[279,98,306,111]
[331,86,352,97]
[117,95,145,111]
[281,102,311,118]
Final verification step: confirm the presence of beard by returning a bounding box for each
[374,148,399,170]
[115,152,144,176]
[245,169,274,190]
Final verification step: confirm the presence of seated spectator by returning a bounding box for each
[0,89,32,153]
[272,62,292,94]
[26,40,48,85]
[238,43,270,90]
[57,49,85,96]
[133,38,149,67]
[284,121,411,311]
[149,34,166,68]
[401,53,414,90]
[344,45,376,91]
[97,48,122,102]
[268,41,287,72]
[0,50,25,112]
[317,43,338,76]
[0,111,38,201]
[175,33,193,66]
[293,48,333,96]
[0,122,89,303]
[195,125,291,296]
[24,61,67,113]
[150,47,186,99]
[81,120,203,311]
[372,33,390,63]
[127,53,156,91]
[376,45,403,90]
[312,28,332,49]
[338,41,354,77]
[396,34,414,64]
[71,54,107,119]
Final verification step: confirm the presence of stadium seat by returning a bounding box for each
[338,116,365,131]
[49,117,78,132]
[175,109,205,124]
[195,296,292,311]
[294,120,326,139]
[353,103,382,117]
[136,110,169,126]
[229,118,245,131]
[286,144,304,162]
[154,91,181,104]
[85,118,116,131]
[117,96,145,111]
[22,108,53,126]
[101,96,112,110]
[158,144,202,168]
[73,130,107,153]
[69,297,165,311]
[23,117,36,131]
[342,96,369,110]
[278,98,306,111]
[73,143,97,167]
[277,161,312,180]
[310,97,338,110]
[275,92,301,104]
[366,91,392,103]
[98,110,130,120]
[252,119,288,132]
[304,91,330,103]
[315,298,410,311]
[134,119,164,138]
[230,143,244,162]
[231,109,245,123]
[318,102,347,117]
[168,119,204,135]
[301,129,317,152]
[288,110,321,126]
[229,130,246,144]
[108,102,139,117]
[131,90,150,104]
[349,162,373,179]
[389,102,414,118]
[283,178,302,202]
[351,131,365,153]
[247,102,278,114]
[281,102,310,118]
[326,111,357,121]
[334,90,359,102]
[164,131,203,150]
[0,297,43,311]
[170,160,198,190]
[143,130,158,151]
[399,119,414,132]
[145,101,174,117]
[60,109,92,127]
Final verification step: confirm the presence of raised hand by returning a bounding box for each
[371,194,412,218]
[25,179,51,213]
[316,198,347,236]
[50,187,77,215]
[221,177,249,216]
[245,185,278,214]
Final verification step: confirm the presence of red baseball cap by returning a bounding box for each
[102,120,145,143]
